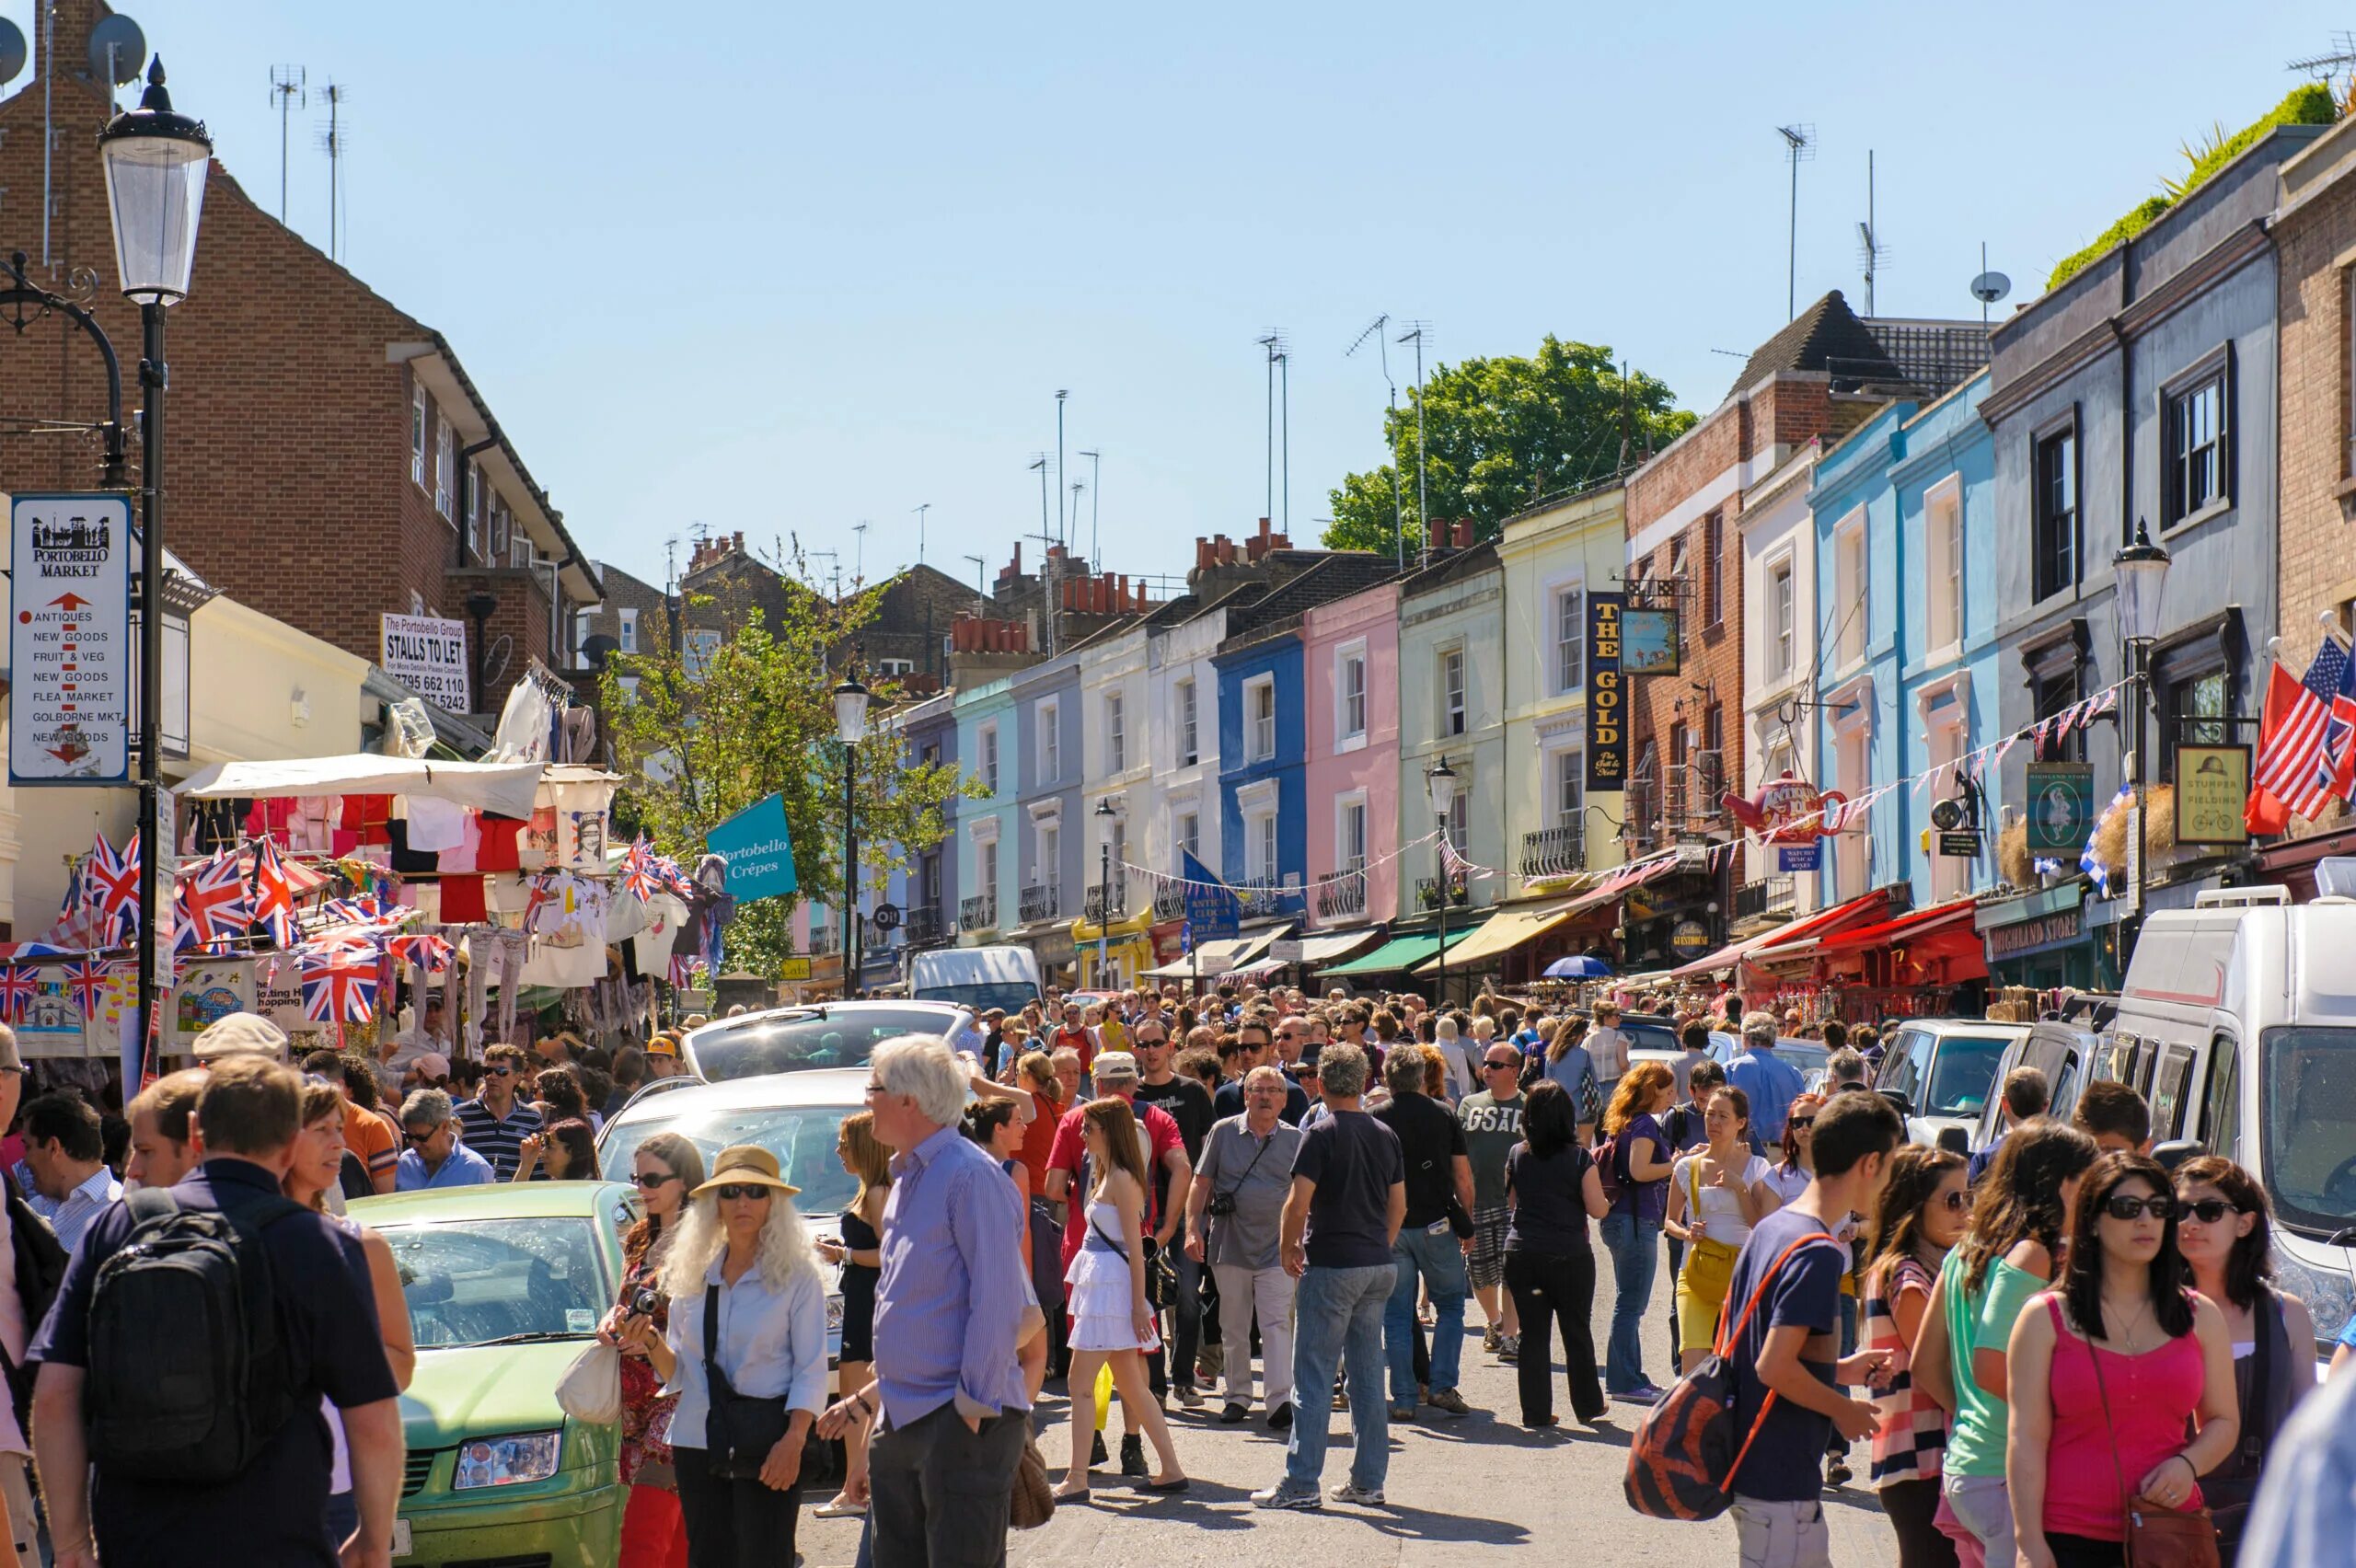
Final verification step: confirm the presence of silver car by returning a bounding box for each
[680,999,975,1081]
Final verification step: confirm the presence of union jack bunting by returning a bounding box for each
[300,944,379,1024]
[85,833,141,944]
[2088,686,2120,720]
[250,836,298,947]
[390,932,455,974]
[63,957,110,1018]
[177,851,253,949]
[0,968,33,1023]
[620,836,660,904]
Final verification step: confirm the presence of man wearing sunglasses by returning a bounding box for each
[454,1043,544,1181]
[1131,1022,1214,1407]
[1458,1047,1527,1359]
[1215,1021,1309,1125]
[393,1089,494,1191]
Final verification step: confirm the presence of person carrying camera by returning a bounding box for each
[599,1132,706,1568]
[1186,1065,1305,1428]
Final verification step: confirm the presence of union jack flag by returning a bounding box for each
[300,944,379,1024]
[621,836,660,904]
[63,957,110,1018]
[522,875,559,935]
[177,851,253,949]
[85,833,140,945]
[250,836,299,947]
[390,932,455,974]
[2257,640,2356,821]
[0,968,34,1022]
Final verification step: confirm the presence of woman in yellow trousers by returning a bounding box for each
[1662,1086,1784,1375]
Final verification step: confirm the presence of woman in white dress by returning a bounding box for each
[1056,1098,1187,1500]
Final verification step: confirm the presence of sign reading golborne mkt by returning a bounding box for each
[1587,591,1626,792]
[10,494,133,786]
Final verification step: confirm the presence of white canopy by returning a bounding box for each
[176,755,548,820]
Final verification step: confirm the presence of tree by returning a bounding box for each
[1322,336,1697,554]
[600,580,969,979]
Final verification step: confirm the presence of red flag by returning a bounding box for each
[2246,663,2297,837]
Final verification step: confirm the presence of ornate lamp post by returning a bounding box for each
[1426,758,1458,1007]
[833,672,872,996]
[2112,517,2172,949]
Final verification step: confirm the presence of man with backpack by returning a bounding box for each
[29,1055,403,1568]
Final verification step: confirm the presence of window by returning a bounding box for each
[618,607,639,655]
[1925,479,1962,652]
[1338,649,1368,743]
[1176,678,1199,766]
[434,419,455,520]
[1769,560,1795,681]
[573,608,596,664]
[978,724,999,794]
[1928,722,1967,901]
[685,629,720,681]
[876,658,914,676]
[1703,512,1724,626]
[1037,823,1059,888]
[1247,678,1276,761]
[1245,812,1276,883]
[2033,671,2084,762]
[1554,588,1584,693]
[1554,750,1583,827]
[1438,648,1465,736]
[490,499,511,560]
[2161,668,2230,781]
[1175,811,1200,861]
[2034,427,2076,600]
[2163,369,2228,525]
[1338,797,1368,871]
[1109,822,1127,881]
[1447,790,1469,851]
[410,387,428,487]
[979,837,999,898]
[1835,518,1865,669]
[1037,698,1059,782]
[466,464,485,560]
[1106,691,1126,772]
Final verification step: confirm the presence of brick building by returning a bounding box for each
[0,1,597,721]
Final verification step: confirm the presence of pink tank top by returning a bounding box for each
[2040,1295,2206,1542]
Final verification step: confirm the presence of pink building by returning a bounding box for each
[1301,580,1402,932]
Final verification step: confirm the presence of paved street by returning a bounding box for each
[801,1254,1891,1566]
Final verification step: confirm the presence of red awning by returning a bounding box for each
[1811,897,1979,953]
[1809,896,1989,986]
[1668,886,1895,977]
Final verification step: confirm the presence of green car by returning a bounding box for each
[353,1179,641,1568]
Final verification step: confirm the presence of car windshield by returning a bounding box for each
[2260,1026,2356,1234]
[383,1218,609,1350]
[1921,1033,2012,1120]
[601,1102,864,1216]
[917,982,1037,1015]
[1620,1020,1680,1055]
[690,1008,951,1081]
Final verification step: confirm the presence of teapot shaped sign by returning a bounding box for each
[1721,771,1845,845]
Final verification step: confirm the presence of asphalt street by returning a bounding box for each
[800,1244,1895,1566]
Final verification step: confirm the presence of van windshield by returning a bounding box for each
[1921,1033,2012,1120]
[2260,1026,2356,1235]
[916,982,1038,1015]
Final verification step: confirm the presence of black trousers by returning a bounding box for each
[868,1401,1028,1568]
[1877,1477,1958,1568]
[2044,1532,2126,1568]
[1502,1246,1604,1424]
[675,1445,803,1568]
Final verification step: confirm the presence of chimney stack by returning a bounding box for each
[1453,520,1474,548]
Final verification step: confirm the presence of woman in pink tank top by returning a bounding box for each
[2001,1153,2238,1568]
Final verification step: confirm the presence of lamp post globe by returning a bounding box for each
[2112,517,2172,648]
[833,674,872,746]
[98,59,211,306]
[1426,758,1458,820]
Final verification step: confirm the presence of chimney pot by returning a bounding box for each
[1454,520,1473,548]
[1195,538,1212,571]
[1429,518,1448,550]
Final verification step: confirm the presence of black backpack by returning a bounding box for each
[85,1186,308,1483]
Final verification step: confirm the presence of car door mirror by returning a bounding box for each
[2152,1138,2201,1172]
[1877,1089,1913,1119]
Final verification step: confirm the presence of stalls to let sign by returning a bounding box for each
[1587,592,1626,791]
[378,614,472,712]
[9,493,133,785]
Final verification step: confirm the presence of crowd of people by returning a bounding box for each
[0,977,2345,1567]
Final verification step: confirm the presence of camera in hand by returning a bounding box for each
[625,1285,661,1319]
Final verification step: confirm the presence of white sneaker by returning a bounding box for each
[1329,1482,1386,1506]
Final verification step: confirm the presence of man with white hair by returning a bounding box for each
[864,1035,1033,1567]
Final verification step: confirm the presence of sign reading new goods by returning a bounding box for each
[378,613,472,712]
[1587,591,1625,791]
[9,493,133,786]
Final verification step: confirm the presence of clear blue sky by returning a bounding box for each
[8,0,2351,595]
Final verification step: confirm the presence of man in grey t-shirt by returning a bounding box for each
[1186,1066,1304,1426]
[1458,1046,1527,1357]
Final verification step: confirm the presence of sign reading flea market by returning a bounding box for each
[1587,591,1626,791]
[9,494,133,787]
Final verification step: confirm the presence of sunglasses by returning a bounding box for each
[714,1183,773,1202]
[2176,1197,2242,1225]
[404,1127,438,1145]
[1937,1190,1969,1211]
[1787,1117,1815,1130]
[1484,1059,1519,1070]
[485,1066,515,1078]
[633,1171,677,1189]
[2103,1193,2177,1222]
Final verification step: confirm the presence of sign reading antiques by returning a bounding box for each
[9,493,133,786]
[1621,605,1681,676]
[2025,762,2095,853]
[2174,744,2250,847]
[378,613,472,712]
[1586,592,1626,791]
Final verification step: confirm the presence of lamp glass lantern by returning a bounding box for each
[98,61,212,306]
[833,675,872,746]
[1426,758,1458,820]
[2112,519,2172,647]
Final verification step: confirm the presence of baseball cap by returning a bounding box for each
[192,1011,289,1063]
[413,1052,451,1080]
[1091,1052,1139,1086]
[644,1034,680,1058]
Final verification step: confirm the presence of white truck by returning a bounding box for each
[908,944,1043,1016]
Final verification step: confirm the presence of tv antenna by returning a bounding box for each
[1028,455,1057,654]
[962,552,988,617]
[2287,34,2356,102]
[1969,242,2012,328]
[318,82,350,263]
[1777,123,1816,320]
[1078,450,1101,567]
[1054,390,1069,549]
[1256,332,1289,536]
[1397,323,1432,564]
[1348,315,1408,567]
[912,503,930,566]
[851,520,869,583]
[1855,149,1888,317]
[1068,482,1087,564]
[269,66,307,225]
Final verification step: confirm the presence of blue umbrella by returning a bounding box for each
[1542,955,1612,979]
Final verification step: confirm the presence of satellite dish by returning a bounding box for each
[87,15,145,86]
[0,19,27,87]
[1969,271,2012,306]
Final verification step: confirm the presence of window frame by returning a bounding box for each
[1438,645,1466,737]
[411,386,428,488]
[1335,790,1369,874]
[1553,585,1584,697]
[1174,809,1200,862]
[2159,345,2234,534]
[1768,558,1796,683]
[1176,677,1199,767]
[2031,410,2080,603]
[1105,690,1126,774]
[618,607,639,655]
[1923,473,1964,656]
[1703,511,1725,628]
[1334,640,1369,748]
[434,418,456,521]
[1245,674,1276,763]
[1036,698,1060,784]
[978,723,999,795]
[1553,746,1583,828]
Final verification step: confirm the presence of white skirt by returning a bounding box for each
[1065,1246,1158,1352]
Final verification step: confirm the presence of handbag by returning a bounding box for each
[1092,1213,1176,1312]
[1009,1435,1057,1529]
[700,1290,791,1482]
[2079,1298,2222,1568]
[555,1340,622,1424]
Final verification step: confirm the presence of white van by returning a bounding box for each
[908,944,1043,1016]
[2111,887,2356,1362]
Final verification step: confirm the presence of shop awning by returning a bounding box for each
[1139,930,1278,980]
[1557,855,1682,917]
[1320,921,1488,978]
[1298,928,1384,967]
[1410,901,1576,975]
[1812,897,1980,954]
[1668,886,1896,977]
[175,755,597,821]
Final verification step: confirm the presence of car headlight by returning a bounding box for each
[451,1431,563,1489]
[826,1292,844,1332]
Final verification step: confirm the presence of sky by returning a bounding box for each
[5,0,2352,597]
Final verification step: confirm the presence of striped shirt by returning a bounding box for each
[453,1097,543,1180]
[1865,1254,1948,1484]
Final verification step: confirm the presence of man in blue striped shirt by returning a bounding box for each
[452,1043,542,1179]
[866,1035,1033,1566]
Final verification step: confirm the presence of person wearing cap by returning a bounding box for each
[628,1145,827,1568]
[644,1033,687,1079]
[191,1010,290,1064]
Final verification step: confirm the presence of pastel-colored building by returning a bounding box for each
[1395,542,1507,925]
[952,676,1017,946]
[1072,615,1155,986]
[1301,578,1402,936]
[1011,651,1084,979]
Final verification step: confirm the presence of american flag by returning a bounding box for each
[2257,640,2356,820]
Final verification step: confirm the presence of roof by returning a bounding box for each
[1724,290,1900,402]
[1398,538,1502,599]
[606,1066,875,1125]
[1218,553,1401,650]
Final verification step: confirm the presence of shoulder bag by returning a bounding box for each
[2076,1297,2221,1568]
[556,1340,622,1424]
[700,1288,791,1482]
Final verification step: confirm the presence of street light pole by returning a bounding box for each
[1094,796,1117,987]
[834,672,872,999]
[2112,517,2172,966]
[1427,758,1458,1009]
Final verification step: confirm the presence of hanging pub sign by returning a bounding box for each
[9,493,133,786]
[2025,761,2095,853]
[1723,771,1846,844]
[1621,605,1681,675]
[2174,744,2249,846]
[1586,591,1626,791]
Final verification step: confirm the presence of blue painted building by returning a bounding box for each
[952,676,1019,947]
[1010,650,1085,977]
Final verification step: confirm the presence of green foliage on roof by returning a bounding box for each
[2047,85,2340,292]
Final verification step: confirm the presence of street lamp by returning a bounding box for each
[1426,758,1458,1008]
[2113,517,2171,945]
[98,58,209,1061]
[1094,797,1118,986]
[834,672,871,997]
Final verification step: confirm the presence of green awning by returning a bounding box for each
[1317,921,1488,977]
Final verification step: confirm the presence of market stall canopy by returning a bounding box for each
[177,755,612,821]
[1810,896,1980,954]
[1557,855,1682,917]
[1410,901,1576,975]
[1297,928,1383,967]
[1140,930,1279,980]
[1321,920,1488,979]
[1667,886,1896,978]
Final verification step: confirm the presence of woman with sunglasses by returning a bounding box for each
[2173,1156,2315,1563]
[1861,1146,1969,1568]
[2005,1154,2238,1568]
[813,1113,892,1520]
[511,1118,596,1182]
[599,1132,706,1568]
[1665,1085,1780,1375]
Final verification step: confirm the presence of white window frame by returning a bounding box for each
[1334,640,1369,749]
[1923,474,1964,659]
[618,607,640,655]
[1553,585,1584,696]
[1769,558,1796,683]
[876,657,914,676]
[1105,690,1126,773]
[1176,677,1199,766]
[434,418,456,520]
[684,628,721,681]
[978,723,1000,795]
[1174,809,1201,862]
[1035,819,1061,894]
[1553,746,1584,828]
[1037,697,1060,784]
[410,386,428,487]
[1439,645,1467,737]
[1833,508,1867,672]
[979,836,999,901]
[1335,789,1369,873]
[467,463,486,559]
[1245,811,1277,884]
[1245,675,1276,762]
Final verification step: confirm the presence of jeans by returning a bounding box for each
[1501,1247,1603,1424]
[1596,1211,1660,1393]
[1209,1260,1295,1410]
[1665,1232,1685,1364]
[1941,1472,2015,1568]
[1166,1246,1205,1387]
[1384,1224,1467,1404]
[868,1402,1029,1568]
[1730,1495,1831,1568]
[1283,1263,1392,1493]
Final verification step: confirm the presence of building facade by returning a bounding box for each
[1300,579,1402,935]
[952,677,1019,946]
[1395,545,1506,924]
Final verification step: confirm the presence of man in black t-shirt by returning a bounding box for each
[1213,1020,1310,1124]
[1370,1048,1476,1419]
[1131,1020,1214,1404]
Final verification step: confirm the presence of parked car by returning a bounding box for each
[361,1181,637,1567]
[1966,1020,2110,1160]
[1873,1020,2027,1151]
[680,998,973,1081]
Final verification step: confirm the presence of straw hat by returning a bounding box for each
[690,1144,800,1198]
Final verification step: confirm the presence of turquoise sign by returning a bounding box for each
[706,792,799,903]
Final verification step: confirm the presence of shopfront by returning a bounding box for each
[1976,880,2110,994]
[1071,908,1155,989]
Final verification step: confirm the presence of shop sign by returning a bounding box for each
[1269,939,1303,963]
[1622,606,1681,675]
[1586,592,1625,790]
[1937,831,1981,858]
[778,957,813,981]
[1777,844,1820,872]
[1987,905,2085,960]
[1728,772,1845,845]
[378,613,472,712]
[706,792,799,903]
[9,493,133,786]
[1182,849,1239,943]
[2026,762,2094,853]
[2174,744,2249,847]
[1668,918,1713,958]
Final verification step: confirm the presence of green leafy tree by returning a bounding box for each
[1322,336,1697,553]
[600,582,969,979]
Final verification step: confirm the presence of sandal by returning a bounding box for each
[814,1494,868,1518]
